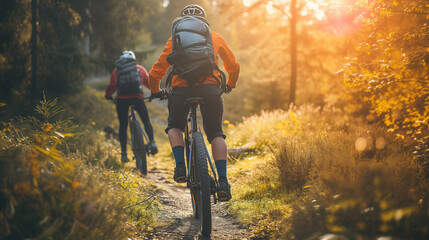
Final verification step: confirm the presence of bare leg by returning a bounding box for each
[168,128,185,148]
[211,136,227,161]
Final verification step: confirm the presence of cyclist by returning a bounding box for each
[149,5,240,201]
[105,50,158,163]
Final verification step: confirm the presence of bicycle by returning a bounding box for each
[183,97,220,238]
[112,98,154,175]
[129,102,154,175]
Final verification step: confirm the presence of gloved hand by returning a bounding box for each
[150,89,169,100]
[106,96,113,100]
[223,84,232,94]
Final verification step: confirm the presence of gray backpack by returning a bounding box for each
[165,16,227,91]
[116,58,142,96]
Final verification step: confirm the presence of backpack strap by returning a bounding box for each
[164,67,175,88]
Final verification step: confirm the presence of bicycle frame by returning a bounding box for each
[184,98,219,201]
[183,97,221,237]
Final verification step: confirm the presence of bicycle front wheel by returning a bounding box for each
[193,132,212,237]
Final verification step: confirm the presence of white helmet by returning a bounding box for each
[119,50,136,60]
[181,4,206,17]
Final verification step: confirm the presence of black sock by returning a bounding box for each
[172,146,185,166]
[215,160,227,180]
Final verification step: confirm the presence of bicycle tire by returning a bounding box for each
[186,126,199,219]
[193,132,212,237]
[131,118,147,175]
[190,146,200,220]
[136,152,147,175]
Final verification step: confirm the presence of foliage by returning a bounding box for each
[414,135,429,178]
[228,154,292,238]
[0,0,157,114]
[104,170,160,229]
[1,96,76,150]
[0,97,158,239]
[226,106,429,239]
[342,0,429,141]
[226,104,348,151]
[216,0,353,115]
[280,159,428,240]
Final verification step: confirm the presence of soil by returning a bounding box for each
[144,167,253,240]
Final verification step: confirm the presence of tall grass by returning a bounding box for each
[226,105,429,239]
[0,93,159,239]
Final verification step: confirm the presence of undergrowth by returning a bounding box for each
[226,105,429,239]
[0,93,160,239]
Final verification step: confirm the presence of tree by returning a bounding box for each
[216,0,351,112]
[0,0,157,114]
[343,0,429,140]
[31,0,38,107]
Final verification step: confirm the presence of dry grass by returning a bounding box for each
[0,90,163,239]
[226,105,429,239]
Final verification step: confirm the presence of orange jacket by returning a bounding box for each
[149,31,240,93]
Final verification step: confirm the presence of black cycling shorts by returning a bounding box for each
[165,84,225,143]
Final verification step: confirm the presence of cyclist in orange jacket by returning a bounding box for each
[106,51,158,163]
[149,5,240,201]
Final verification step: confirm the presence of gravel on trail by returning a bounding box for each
[144,167,253,240]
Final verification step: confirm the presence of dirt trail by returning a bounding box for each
[144,167,252,240]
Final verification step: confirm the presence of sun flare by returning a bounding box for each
[242,0,350,21]
[242,0,360,35]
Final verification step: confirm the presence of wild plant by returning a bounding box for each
[0,97,155,239]
[226,105,429,239]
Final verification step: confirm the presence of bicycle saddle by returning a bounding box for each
[184,97,204,106]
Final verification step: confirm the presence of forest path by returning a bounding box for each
[142,164,252,240]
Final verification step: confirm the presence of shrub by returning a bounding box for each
[0,97,157,239]
[274,122,429,239]
[227,105,429,239]
[280,158,429,240]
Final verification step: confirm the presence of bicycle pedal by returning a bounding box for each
[174,176,187,183]
[217,191,231,202]
[217,196,229,202]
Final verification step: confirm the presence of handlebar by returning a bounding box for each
[107,90,169,103]
[147,89,170,102]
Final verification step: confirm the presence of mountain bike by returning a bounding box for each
[184,97,220,238]
[112,98,154,175]
[129,102,153,175]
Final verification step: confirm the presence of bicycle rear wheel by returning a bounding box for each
[131,119,147,175]
[136,152,147,175]
[192,132,211,237]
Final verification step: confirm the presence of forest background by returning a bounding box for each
[1,0,428,139]
[0,0,428,239]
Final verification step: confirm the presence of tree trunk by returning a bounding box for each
[31,0,38,106]
[289,0,297,105]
